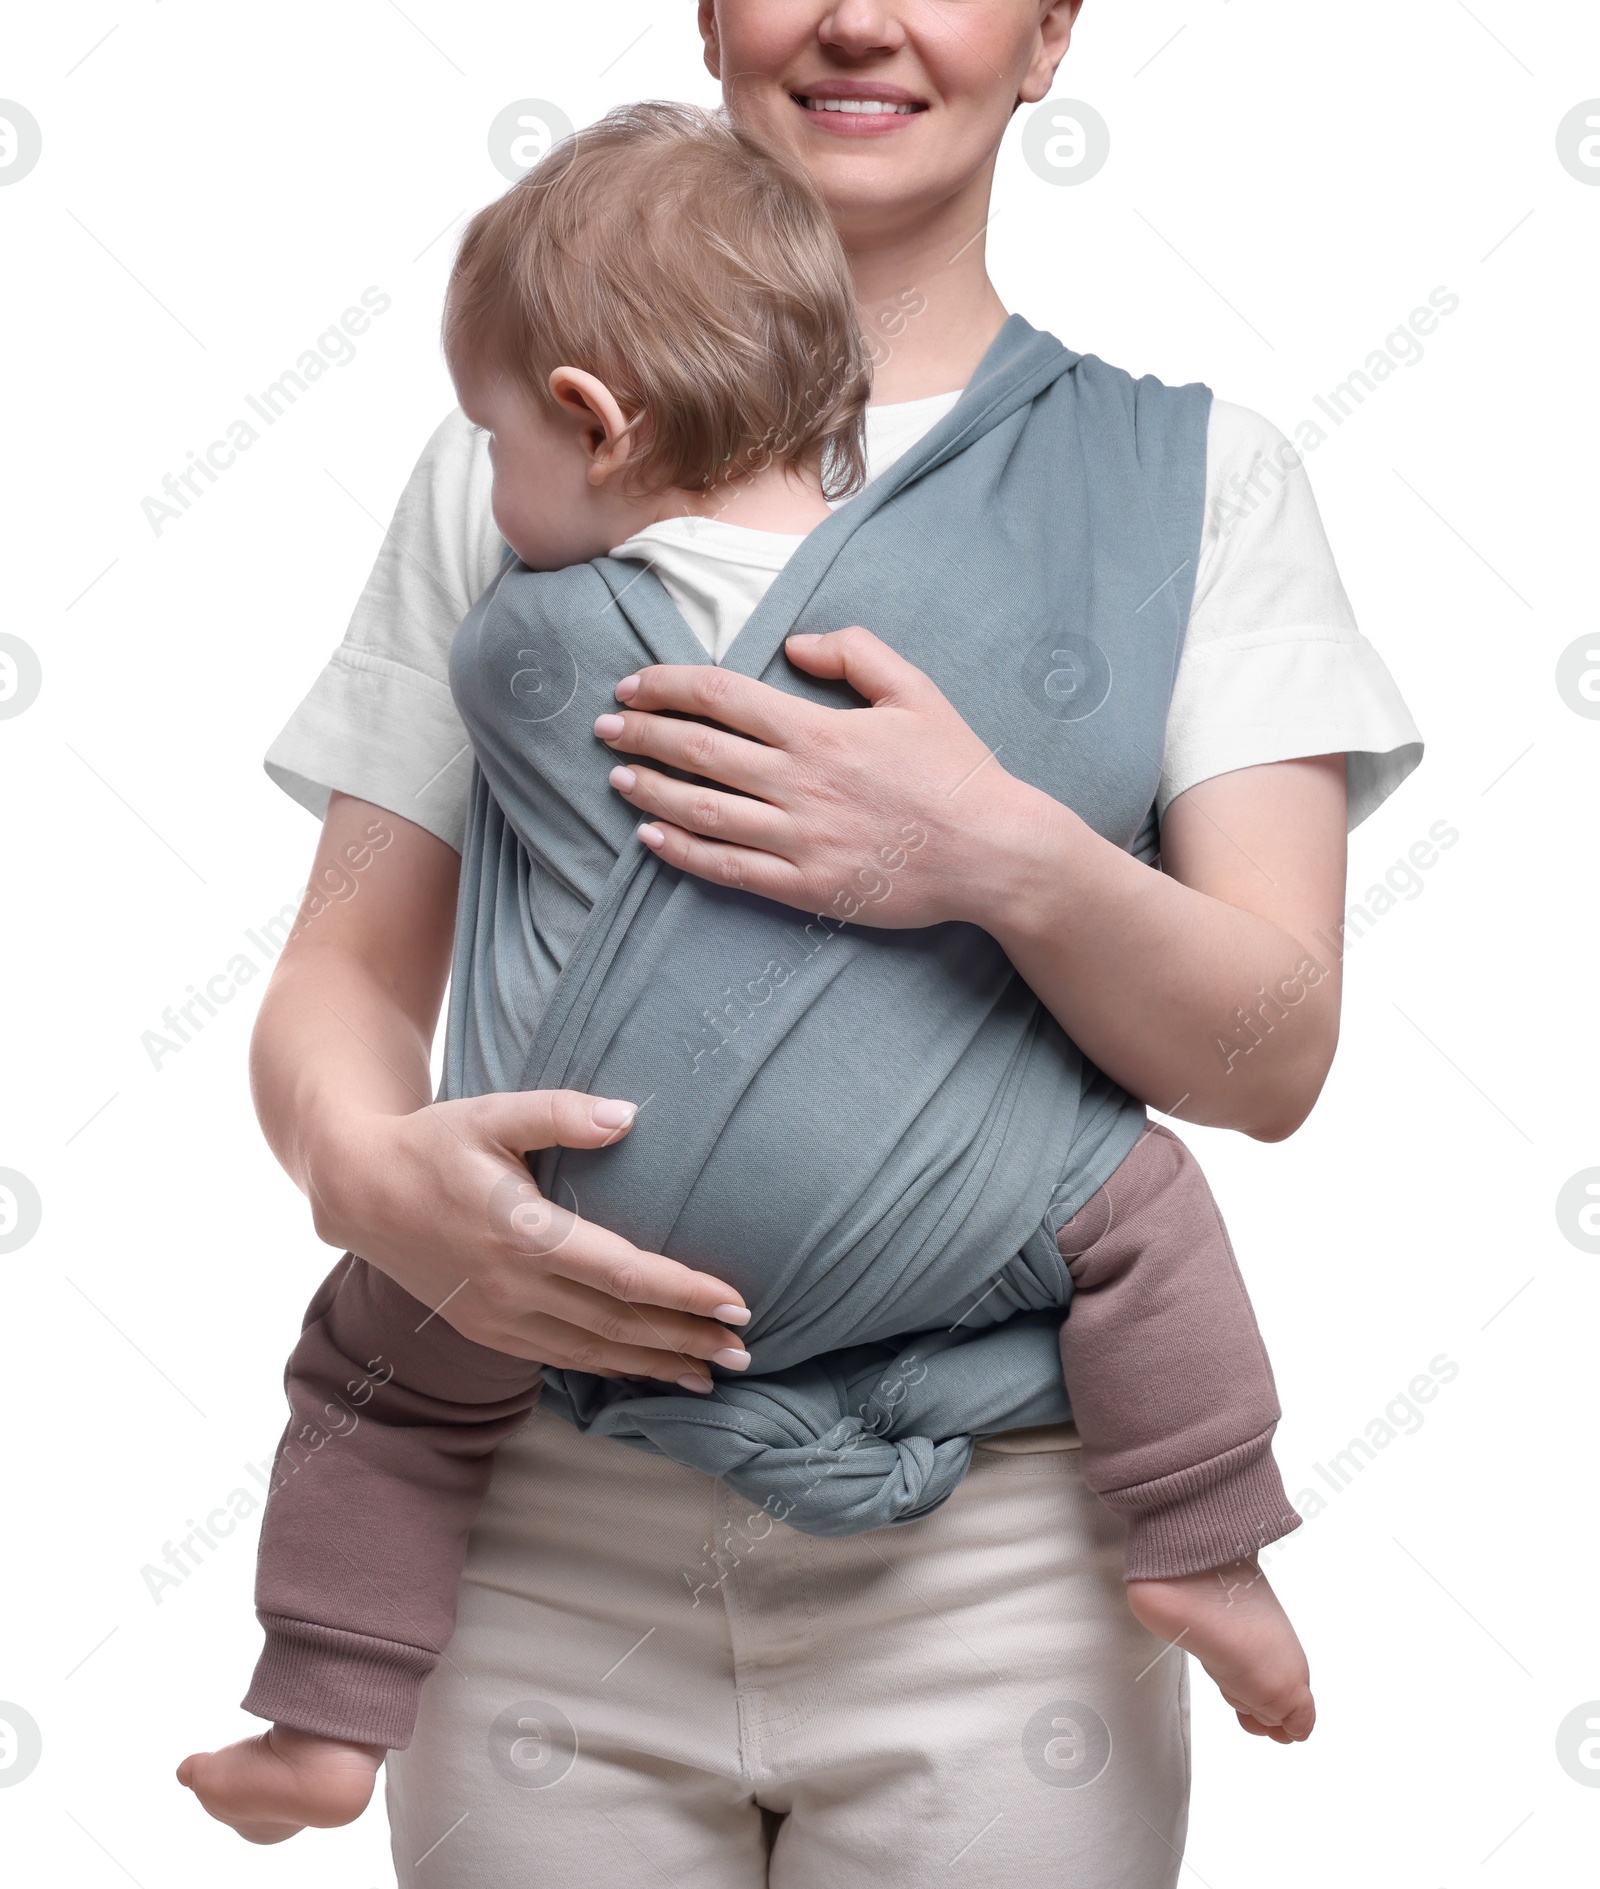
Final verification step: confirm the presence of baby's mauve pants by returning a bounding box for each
[243,1120,1298,1775]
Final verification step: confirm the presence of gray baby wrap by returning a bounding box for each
[443,317,1211,1536]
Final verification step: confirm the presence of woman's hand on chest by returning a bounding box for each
[593,626,1053,933]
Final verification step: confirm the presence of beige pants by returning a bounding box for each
[386,1408,1190,1887]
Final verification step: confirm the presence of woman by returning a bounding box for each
[254,3,1420,1882]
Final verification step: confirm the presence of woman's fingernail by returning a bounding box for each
[591,1098,636,1129]
[712,1304,751,1325]
[609,765,637,793]
[615,674,640,701]
[676,1374,711,1394]
[713,1347,751,1371]
[637,824,664,848]
[594,713,625,740]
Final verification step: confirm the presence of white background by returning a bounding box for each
[2,2,1597,1884]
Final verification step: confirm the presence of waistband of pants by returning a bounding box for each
[975,1420,1082,1455]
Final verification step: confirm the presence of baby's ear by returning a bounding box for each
[549,366,643,481]
[549,366,627,433]
[548,364,601,417]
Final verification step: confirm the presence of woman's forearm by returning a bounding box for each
[976,760,1348,1140]
[250,938,442,1218]
[248,796,457,1218]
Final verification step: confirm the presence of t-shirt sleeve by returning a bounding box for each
[263,408,506,850]
[1160,399,1423,831]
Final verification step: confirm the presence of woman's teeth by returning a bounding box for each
[800,97,918,115]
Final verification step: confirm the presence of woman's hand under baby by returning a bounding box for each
[178,1725,384,1843]
[1126,1561,1316,1743]
[307,1084,752,1391]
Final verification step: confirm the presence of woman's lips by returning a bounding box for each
[792,91,927,137]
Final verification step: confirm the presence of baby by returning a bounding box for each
[181,102,1314,1844]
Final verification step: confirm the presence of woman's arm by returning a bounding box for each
[983,753,1346,1141]
[593,630,1347,1141]
[249,790,749,1383]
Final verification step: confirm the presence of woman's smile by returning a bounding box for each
[790,77,929,137]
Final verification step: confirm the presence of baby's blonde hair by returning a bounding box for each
[445,101,870,500]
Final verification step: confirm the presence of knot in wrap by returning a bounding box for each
[539,1316,1074,1537]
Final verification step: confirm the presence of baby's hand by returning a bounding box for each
[1127,1560,1316,1743]
[177,1724,384,1843]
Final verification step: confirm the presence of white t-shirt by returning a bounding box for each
[607,516,806,664]
[264,394,1422,844]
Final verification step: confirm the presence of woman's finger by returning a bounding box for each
[783,626,938,709]
[522,1196,752,1336]
[614,662,819,746]
[634,820,803,900]
[609,763,793,853]
[466,1203,755,1364]
[594,703,785,794]
[485,1266,751,1370]
[535,1276,750,1371]
[481,1311,724,1390]
[466,1086,642,1153]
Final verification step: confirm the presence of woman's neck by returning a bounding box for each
[843,166,1011,403]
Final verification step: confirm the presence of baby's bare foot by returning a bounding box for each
[1127,1560,1315,1743]
[177,1725,384,1843]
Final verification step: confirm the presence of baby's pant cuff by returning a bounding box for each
[1096,1428,1303,1581]
[241,1612,436,1750]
